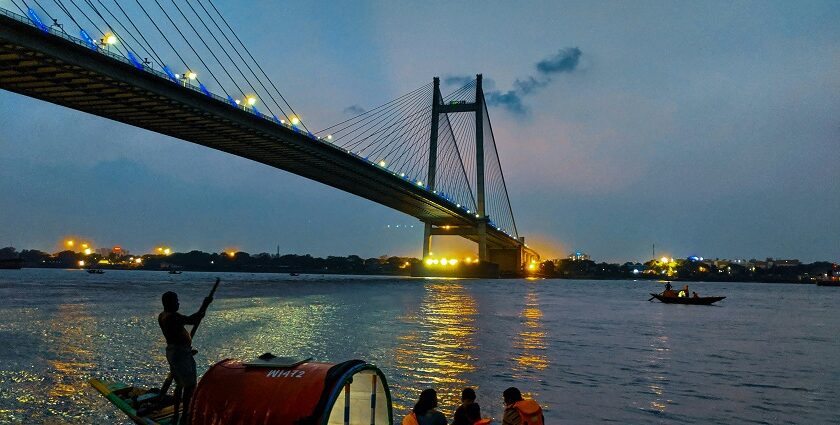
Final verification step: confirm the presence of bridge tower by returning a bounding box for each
[422,74,490,262]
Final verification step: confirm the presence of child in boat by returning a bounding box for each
[452,387,482,425]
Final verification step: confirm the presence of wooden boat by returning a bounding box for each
[650,293,725,305]
[90,356,394,425]
[87,269,105,274]
[168,270,182,275]
[89,379,178,425]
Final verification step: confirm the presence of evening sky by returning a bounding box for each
[0,0,838,262]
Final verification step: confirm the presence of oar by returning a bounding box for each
[157,278,220,402]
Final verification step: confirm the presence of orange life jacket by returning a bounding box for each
[402,412,420,425]
[513,399,544,425]
[474,419,493,425]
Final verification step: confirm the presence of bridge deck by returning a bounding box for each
[0,12,524,249]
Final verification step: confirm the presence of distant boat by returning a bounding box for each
[816,279,840,287]
[168,270,182,275]
[650,293,725,305]
[289,272,299,277]
[87,269,105,274]
[0,258,23,269]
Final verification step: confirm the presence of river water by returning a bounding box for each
[0,269,837,424]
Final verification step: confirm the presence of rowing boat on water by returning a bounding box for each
[649,293,725,305]
[90,355,394,425]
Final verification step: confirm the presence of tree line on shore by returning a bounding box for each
[1,246,835,283]
[542,257,837,284]
[0,246,418,275]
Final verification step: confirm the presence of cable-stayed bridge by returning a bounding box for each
[0,1,539,276]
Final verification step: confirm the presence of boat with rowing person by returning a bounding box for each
[87,268,105,274]
[90,277,395,424]
[90,354,393,425]
[649,282,725,305]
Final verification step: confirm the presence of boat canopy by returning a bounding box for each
[191,358,393,425]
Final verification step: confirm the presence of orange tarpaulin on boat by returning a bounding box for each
[191,359,393,425]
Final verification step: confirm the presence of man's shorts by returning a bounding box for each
[166,345,197,388]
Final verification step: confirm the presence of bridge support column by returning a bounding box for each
[489,246,522,276]
[421,77,442,260]
[477,220,488,262]
[422,223,433,259]
[474,74,489,262]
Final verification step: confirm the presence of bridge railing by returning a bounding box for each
[1,6,521,242]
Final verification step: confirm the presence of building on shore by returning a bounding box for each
[568,251,590,261]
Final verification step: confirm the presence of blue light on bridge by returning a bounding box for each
[126,51,144,70]
[163,66,178,82]
[252,105,260,116]
[80,30,98,51]
[227,95,238,107]
[27,8,48,32]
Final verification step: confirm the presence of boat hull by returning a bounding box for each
[89,379,177,425]
[650,293,725,305]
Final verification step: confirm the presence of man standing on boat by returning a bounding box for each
[159,291,213,424]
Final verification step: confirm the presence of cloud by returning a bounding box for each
[343,104,367,115]
[443,75,474,87]
[448,47,583,115]
[513,76,549,95]
[484,90,525,114]
[536,47,582,75]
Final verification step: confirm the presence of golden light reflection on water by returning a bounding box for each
[48,304,96,396]
[40,303,96,422]
[393,282,478,415]
[512,284,549,373]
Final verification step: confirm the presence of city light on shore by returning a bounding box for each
[424,256,477,267]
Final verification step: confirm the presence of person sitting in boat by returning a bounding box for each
[692,291,700,298]
[403,388,446,425]
[502,387,544,425]
[452,387,482,425]
[158,291,212,425]
[678,284,689,297]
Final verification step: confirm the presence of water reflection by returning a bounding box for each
[512,282,549,374]
[393,281,478,414]
[44,303,97,421]
[645,310,671,413]
[209,296,337,362]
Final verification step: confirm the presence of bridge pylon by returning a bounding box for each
[421,74,494,269]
